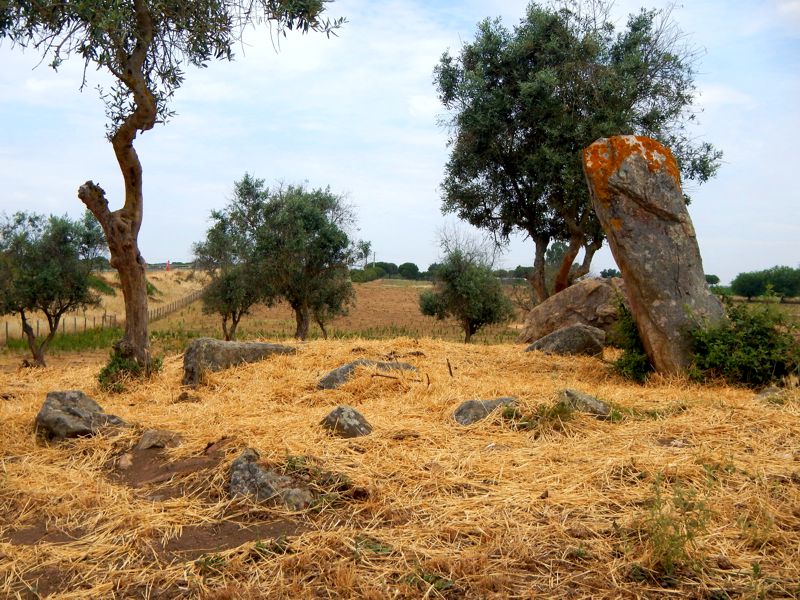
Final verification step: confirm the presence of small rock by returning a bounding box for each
[757,386,787,404]
[182,338,296,387]
[525,324,605,357]
[557,389,612,419]
[175,391,200,403]
[136,429,183,450]
[117,453,134,470]
[716,555,735,570]
[35,391,128,440]
[452,397,517,426]
[318,359,417,390]
[229,448,314,511]
[320,406,373,438]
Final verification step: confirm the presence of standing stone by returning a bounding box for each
[583,135,724,373]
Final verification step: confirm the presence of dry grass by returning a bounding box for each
[1,339,799,598]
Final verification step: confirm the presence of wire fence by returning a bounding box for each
[1,286,207,346]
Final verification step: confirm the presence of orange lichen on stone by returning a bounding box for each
[609,217,623,231]
[583,135,681,205]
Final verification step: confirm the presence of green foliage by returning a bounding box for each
[0,211,106,365]
[350,266,383,283]
[435,2,720,296]
[194,553,226,577]
[689,301,799,387]
[98,351,163,393]
[87,274,116,296]
[704,274,720,285]
[610,301,654,383]
[501,401,574,434]
[398,262,420,280]
[6,326,122,353]
[419,250,514,343]
[145,279,161,297]
[731,266,800,299]
[374,261,398,276]
[601,268,621,278]
[637,477,710,577]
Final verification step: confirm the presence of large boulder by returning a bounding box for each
[583,136,724,373]
[35,391,127,440]
[525,324,605,357]
[182,338,296,386]
[317,359,417,390]
[517,277,624,345]
[452,397,517,426]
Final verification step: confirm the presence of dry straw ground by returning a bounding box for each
[1,337,799,599]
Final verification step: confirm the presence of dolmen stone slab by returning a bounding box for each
[525,324,605,357]
[35,391,127,440]
[453,397,517,426]
[229,448,314,511]
[558,389,612,419]
[182,338,296,386]
[583,135,724,374]
[317,359,417,390]
[320,406,373,438]
[518,277,625,344]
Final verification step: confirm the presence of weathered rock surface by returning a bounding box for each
[558,389,612,419]
[182,338,296,386]
[757,386,788,404]
[136,429,183,450]
[518,277,625,344]
[317,359,417,390]
[229,449,314,510]
[453,397,517,426]
[526,324,605,357]
[320,406,373,438]
[35,391,127,439]
[583,135,724,373]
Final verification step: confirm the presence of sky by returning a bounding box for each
[1,0,799,285]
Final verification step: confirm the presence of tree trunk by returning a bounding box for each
[528,236,550,303]
[574,238,603,280]
[221,314,231,341]
[316,317,328,340]
[20,310,46,367]
[294,304,310,340]
[77,1,157,368]
[229,313,241,341]
[553,235,583,294]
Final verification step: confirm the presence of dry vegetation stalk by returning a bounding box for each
[1,338,799,598]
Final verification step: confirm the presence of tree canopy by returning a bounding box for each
[195,175,356,341]
[0,211,106,366]
[0,0,342,367]
[419,249,514,343]
[434,1,721,302]
[731,266,800,300]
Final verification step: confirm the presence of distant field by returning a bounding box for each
[149,279,522,353]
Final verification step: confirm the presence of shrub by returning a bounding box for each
[609,300,653,383]
[98,352,163,392]
[689,301,799,387]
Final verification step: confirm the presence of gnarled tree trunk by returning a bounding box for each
[77,1,157,368]
[293,303,310,340]
[528,235,550,303]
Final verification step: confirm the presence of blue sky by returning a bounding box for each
[1,0,798,284]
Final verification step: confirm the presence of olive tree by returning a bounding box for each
[435,1,721,302]
[0,211,106,366]
[420,249,514,343]
[0,1,342,368]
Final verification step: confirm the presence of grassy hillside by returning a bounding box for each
[1,339,798,598]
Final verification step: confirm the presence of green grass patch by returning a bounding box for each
[5,326,123,353]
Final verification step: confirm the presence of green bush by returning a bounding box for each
[87,274,116,296]
[350,266,384,283]
[609,301,653,383]
[98,352,163,392]
[689,301,799,387]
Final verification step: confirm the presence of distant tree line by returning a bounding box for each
[730,266,800,300]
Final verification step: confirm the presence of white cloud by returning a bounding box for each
[696,84,757,110]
